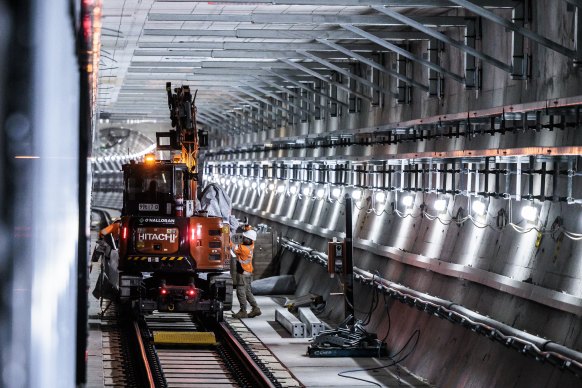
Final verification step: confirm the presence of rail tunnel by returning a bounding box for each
[1,0,582,387]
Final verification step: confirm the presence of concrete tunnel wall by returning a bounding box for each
[202,3,582,383]
[229,184,582,387]
[91,2,582,385]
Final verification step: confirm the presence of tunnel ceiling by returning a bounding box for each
[98,0,580,132]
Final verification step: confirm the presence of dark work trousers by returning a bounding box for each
[236,272,258,311]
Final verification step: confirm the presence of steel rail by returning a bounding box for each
[217,322,277,388]
[133,311,281,387]
[134,320,157,388]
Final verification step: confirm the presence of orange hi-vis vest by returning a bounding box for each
[99,222,120,239]
[234,242,254,273]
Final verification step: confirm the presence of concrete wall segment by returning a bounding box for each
[207,2,582,384]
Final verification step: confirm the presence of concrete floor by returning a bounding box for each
[231,296,432,387]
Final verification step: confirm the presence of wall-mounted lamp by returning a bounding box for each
[434,198,448,213]
[316,188,326,199]
[302,186,312,196]
[259,181,266,191]
[331,187,342,200]
[352,189,362,201]
[402,194,414,208]
[268,182,275,191]
[289,185,298,195]
[472,200,486,216]
[375,191,386,203]
[521,203,538,223]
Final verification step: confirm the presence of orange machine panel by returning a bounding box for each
[135,227,179,254]
[189,217,229,271]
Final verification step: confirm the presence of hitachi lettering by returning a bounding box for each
[138,233,177,243]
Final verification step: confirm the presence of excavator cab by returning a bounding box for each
[122,159,190,217]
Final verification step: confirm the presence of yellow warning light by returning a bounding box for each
[144,153,156,164]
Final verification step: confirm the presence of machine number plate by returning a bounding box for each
[139,203,159,211]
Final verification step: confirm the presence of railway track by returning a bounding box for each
[131,312,278,388]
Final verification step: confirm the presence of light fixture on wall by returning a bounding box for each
[268,182,275,191]
[402,194,414,208]
[352,189,362,201]
[434,198,448,213]
[521,203,538,223]
[276,184,286,194]
[259,181,266,191]
[316,187,326,199]
[331,187,342,200]
[244,179,250,188]
[472,200,486,216]
[289,185,298,195]
[375,191,386,203]
[302,186,312,196]
[251,181,257,190]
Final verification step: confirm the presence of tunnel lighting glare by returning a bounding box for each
[402,195,414,208]
[276,184,285,194]
[268,182,275,191]
[434,199,447,212]
[375,191,386,203]
[244,179,250,188]
[220,178,226,185]
[331,187,342,199]
[251,181,257,189]
[352,189,362,201]
[259,181,266,191]
[316,188,325,199]
[289,185,298,195]
[237,179,243,186]
[302,186,312,196]
[472,200,486,216]
[521,204,538,223]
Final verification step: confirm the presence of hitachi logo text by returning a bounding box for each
[138,233,177,243]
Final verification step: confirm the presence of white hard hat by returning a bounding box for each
[242,229,257,241]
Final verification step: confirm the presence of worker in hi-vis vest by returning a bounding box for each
[231,229,261,319]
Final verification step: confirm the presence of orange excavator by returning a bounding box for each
[95,83,233,320]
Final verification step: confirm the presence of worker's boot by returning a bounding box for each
[248,306,262,318]
[232,310,248,319]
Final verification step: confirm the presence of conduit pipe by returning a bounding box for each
[279,237,582,376]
